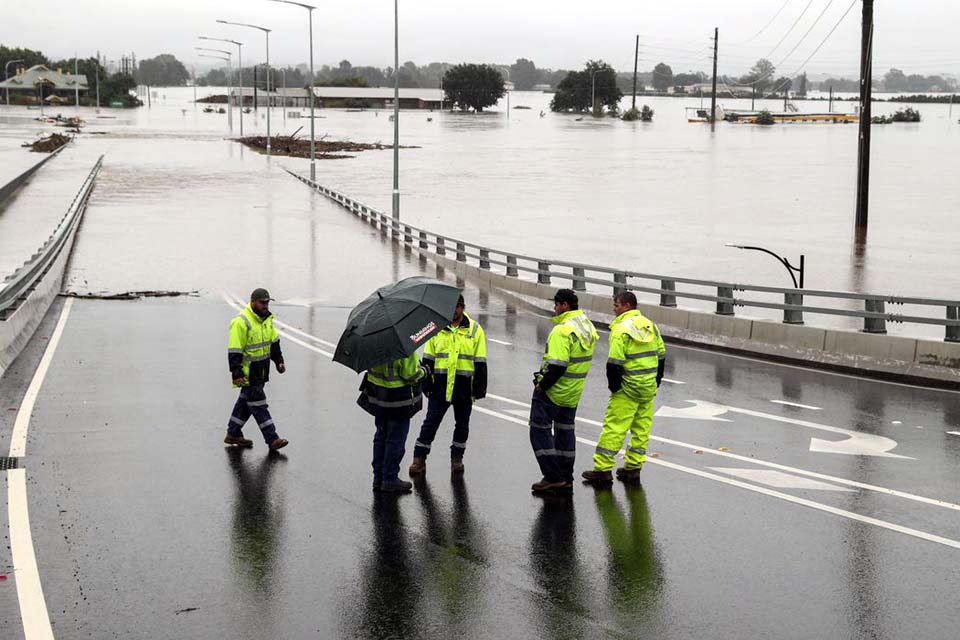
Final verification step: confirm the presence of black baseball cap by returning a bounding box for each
[553,289,578,306]
[250,288,274,302]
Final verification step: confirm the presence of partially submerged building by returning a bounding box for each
[0,65,88,104]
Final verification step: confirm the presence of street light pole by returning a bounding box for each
[726,244,805,288]
[198,36,244,135]
[218,19,272,154]
[392,0,400,234]
[5,59,25,106]
[196,47,234,133]
[266,0,317,179]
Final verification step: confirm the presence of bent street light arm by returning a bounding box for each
[726,244,804,289]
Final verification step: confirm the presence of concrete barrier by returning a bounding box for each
[428,251,960,389]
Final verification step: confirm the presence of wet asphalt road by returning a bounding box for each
[0,132,958,638]
[1,280,959,639]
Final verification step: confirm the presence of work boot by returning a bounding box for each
[531,478,572,494]
[451,459,465,473]
[372,479,382,492]
[269,438,289,451]
[408,457,426,475]
[224,434,253,448]
[380,479,413,493]
[581,470,613,485]
[616,467,642,482]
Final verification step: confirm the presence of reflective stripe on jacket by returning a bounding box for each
[361,352,428,419]
[422,314,487,402]
[228,304,280,387]
[607,309,665,398]
[539,309,598,408]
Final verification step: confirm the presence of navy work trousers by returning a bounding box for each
[528,389,578,483]
[227,385,279,444]
[413,395,473,460]
[373,416,411,484]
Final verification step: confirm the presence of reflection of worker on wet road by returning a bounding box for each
[410,295,488,476]
[594,485,664,633]
[529,289,598,494]
[224,288,289,451]
[582,292,665,486]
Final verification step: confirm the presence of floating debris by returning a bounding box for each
[175,607,199,615]
[22,133,71,153]
[62,290,199,300]
[237,135,419,160]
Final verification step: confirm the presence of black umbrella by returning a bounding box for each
[334,277,461,373]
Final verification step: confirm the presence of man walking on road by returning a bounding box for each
[409,295,487,475]
[582,292,665,485]
[359,352,428,493]
[529,289,599,494]
[225,288,289,451]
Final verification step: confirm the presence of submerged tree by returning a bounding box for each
[442,63,505,112]
[550,60,623,113]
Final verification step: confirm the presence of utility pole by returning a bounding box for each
[854,0,874,232]
[710,27,719,130]
[253,66,258,110]
[751,85,756,111]
[95,50,100,108]
[828,85,833,112]
[631,34,639,112]
[74,54,80,110]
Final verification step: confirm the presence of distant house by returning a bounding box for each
[532,83,553,92]
[311,87,444,110]
[683,82,753,98]
[0,64,88,104]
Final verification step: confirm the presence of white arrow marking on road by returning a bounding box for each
[488,338,513,346]
[661,378,685,385]
[710,468,854,492]
[770,400,822,411]
[948,431,960,436]
[655,400,911,459]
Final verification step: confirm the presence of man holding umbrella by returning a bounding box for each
[335,277,461,494]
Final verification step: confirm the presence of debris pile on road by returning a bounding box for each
[22,133,71,153]
[62,290,199,300]
[237,133,417,159]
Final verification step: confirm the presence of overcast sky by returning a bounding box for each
[6,0,960,77]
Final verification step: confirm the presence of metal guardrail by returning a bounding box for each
[0,144,68,210]
[0,155,104,319]
[288,170,960,343]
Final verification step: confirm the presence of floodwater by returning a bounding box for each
[0,88,956,335]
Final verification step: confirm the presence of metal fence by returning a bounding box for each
[0,144,67,210]
[288,170,960,343]
[0,155,104,319]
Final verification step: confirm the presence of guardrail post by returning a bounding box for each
[863,299,887,334]
[572,267,586,291]
[480,249,490,270]
[403,225,413,246]
[946,306,959,342]
[380,214,390,234]
[506,255,519,277]
[716,286,735,316]
[783,292,804,325]
[538,261,551,285]
[613,273,627,297]
[660,279,677,307]
[436,236,446,256]
[456,242,466,262]
[418,231,428,250]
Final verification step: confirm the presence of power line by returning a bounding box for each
[765,0,816,59]
[776,0,837,68]
[735,0,793,45]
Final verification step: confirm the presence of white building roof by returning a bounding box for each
[310,87,443,101]
[0,65,88,91]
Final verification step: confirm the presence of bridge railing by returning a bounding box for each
[288,170,960,343]
[0,155,104,319]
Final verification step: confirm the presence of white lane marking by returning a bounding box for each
[892,421,903,425]
[8,469,55,640]
[10,297,74,458]
[650,459,960,550]
[667,341,960,395]
[488,338,513,346]
[656,400,910,459]
[222,293,334,358]
[948,431,960,436]
[262,324,960,513]
[6,298,72,640]
[474,402,960,550]
[661,378,685,385]
[491,393,960,513]
[770,400,822,411]
[710,468,853,492]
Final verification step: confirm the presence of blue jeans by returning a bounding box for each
[227,385,279,444]
[413,395,473,460]
[529,390,578,483]
[373,416,412,484]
